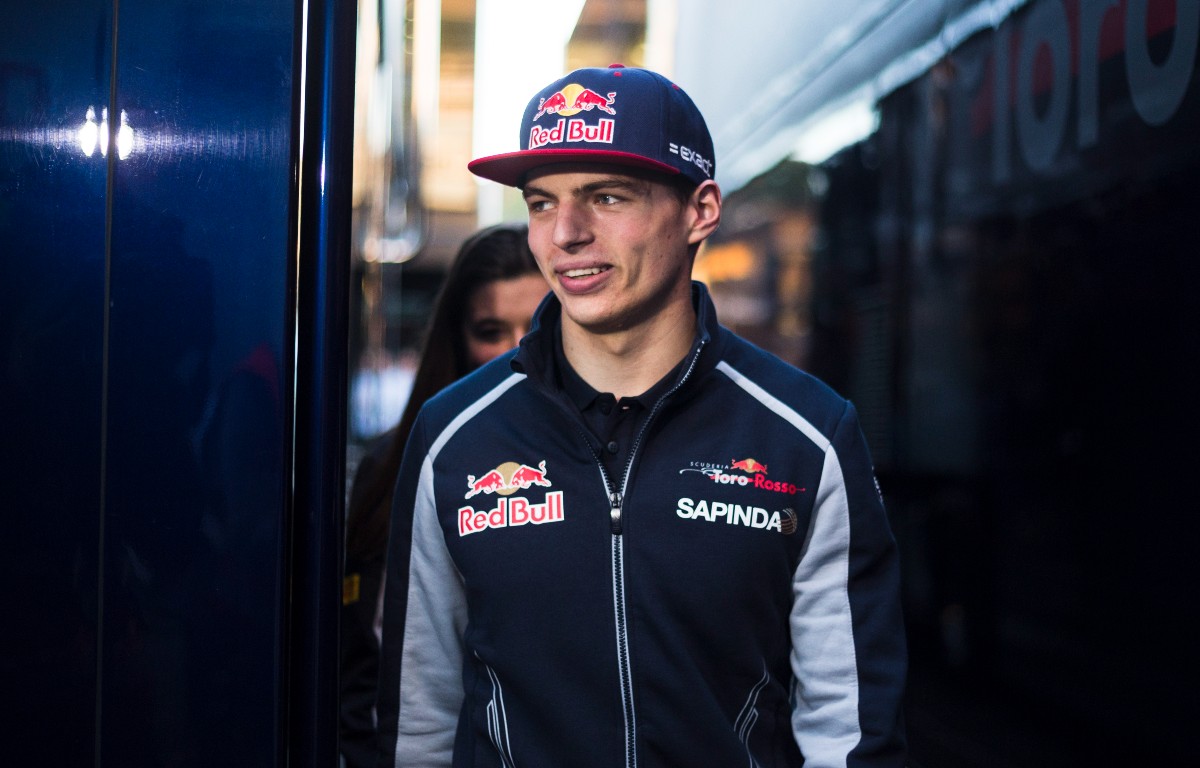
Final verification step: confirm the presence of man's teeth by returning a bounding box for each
[564,267,604,278]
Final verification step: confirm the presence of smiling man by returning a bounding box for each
[376,65,907,768]
[521,164,714,396]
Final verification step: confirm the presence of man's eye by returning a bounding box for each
[596,194,620,205]
[526,199,551,212]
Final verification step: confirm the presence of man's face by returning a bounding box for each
[522,164,700,336]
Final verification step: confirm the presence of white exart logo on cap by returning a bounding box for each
[669,143,712,177]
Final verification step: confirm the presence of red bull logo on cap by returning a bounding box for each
[529,118,615,150]
[529,83,618,151]
[533,84,617,120]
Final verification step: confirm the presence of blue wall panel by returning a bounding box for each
[1,1,305,764]
[101,1,295,765]
[0,0,111,761]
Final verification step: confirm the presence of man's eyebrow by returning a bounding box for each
[522,183,550,200]
[579,178,647,196]
[523,177,647,200]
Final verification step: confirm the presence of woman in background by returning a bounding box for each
[339,223,546,768]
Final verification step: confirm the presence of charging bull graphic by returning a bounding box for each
[465,460,553,499]
[533,84,617,120]
[731,458,768,474]
[533,91,568,120]
[571,88,616,114]
[509,460,551,490]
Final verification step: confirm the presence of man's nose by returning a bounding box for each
[551,201,592,251]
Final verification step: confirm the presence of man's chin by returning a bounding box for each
[560,303,627,336]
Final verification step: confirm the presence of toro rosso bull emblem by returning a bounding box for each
[533,84,617,120]
[731,457,768,474]
[460,460,563,537]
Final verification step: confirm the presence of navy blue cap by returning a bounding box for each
[468,64,715,188]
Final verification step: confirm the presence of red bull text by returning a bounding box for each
[459,491,565,536]
[528,118,614,150]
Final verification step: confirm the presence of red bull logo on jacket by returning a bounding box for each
[460,460,563,536]
[465,460,552,499]
[459,491,565,536]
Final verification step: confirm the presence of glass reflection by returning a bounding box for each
[78,106,134,159]
[79,107,99,156]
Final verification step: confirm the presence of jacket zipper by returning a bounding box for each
[605,339,707,768]
[610,508,635,768]
[610,337,707,532]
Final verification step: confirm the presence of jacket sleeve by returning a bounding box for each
[789,401,907,767]
[375,417,469,768]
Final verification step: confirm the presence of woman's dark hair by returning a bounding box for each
[345,223,540,562]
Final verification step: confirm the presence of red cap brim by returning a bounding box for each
[468,148,681,188]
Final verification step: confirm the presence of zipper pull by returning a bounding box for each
[609,491,623,535]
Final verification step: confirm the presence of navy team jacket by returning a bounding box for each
[376,282,906,768]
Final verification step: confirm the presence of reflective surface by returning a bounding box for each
[704,1,1200,763]
[1,0,297,763]
[0,2,110,760]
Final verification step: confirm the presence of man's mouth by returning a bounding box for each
[563,266,608,278]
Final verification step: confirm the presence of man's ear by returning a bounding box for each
[686,180,722,246]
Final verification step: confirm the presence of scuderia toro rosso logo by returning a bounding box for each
[529,83,616,150]
[676,458,804,534]
[459,460,564,536]
[679,458,805,495]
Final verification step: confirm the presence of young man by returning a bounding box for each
[376,65,906,768]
